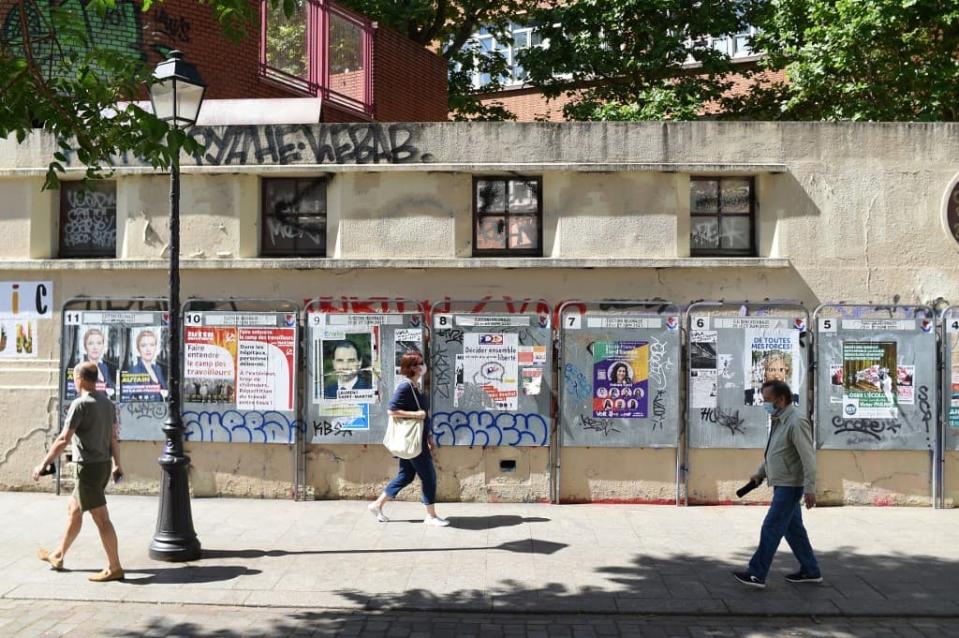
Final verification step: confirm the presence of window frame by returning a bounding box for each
[260,176,329,258]
[58,180,117,259]
[689,176,756,257]
[472,176,544,258]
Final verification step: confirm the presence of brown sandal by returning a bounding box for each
[37,548,63,571]
[88,568,125,582]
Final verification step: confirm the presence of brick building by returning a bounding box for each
[0,0,448,122]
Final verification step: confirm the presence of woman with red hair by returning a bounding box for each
[368,352,448,526]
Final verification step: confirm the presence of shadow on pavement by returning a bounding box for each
[125,565,262,585]
[203,538,567,560]
[447,515,550,530]
[102,549,959,637]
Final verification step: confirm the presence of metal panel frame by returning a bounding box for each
[683,300,811,504]
[182,297,302,499]
[556,299,683,504]
[57,296,169,495]
[939,306,959,508]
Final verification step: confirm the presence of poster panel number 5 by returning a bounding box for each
[818,317,837,333]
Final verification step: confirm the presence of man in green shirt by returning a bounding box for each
[34,361,125,582]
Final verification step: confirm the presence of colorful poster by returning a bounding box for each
[0,281,51,360]
[236,327,296,411]
[592,340,649,418]
[453,354,465,407]
[393,328,423,384]
[744,329,800,406]
[184,327,237,404]
[119,327,168,403]
[519,346,547,365]
[315,327,379,404]
[0,319,37,359]
[896,365,915,405]
[317,404,370,431]
[462,332,518,410]
[842,341,898,419]
[829,364,844,404]
[64,324,119,400]
[521,367,543,396]
[951,331,959,427]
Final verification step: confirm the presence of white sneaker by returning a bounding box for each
[368,503,389,523]
[423,516,450,527]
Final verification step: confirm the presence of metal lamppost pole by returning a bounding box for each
[148,50,206,562]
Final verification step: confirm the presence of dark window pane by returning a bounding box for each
[476,215,507,250]
[691,180,719,213]
[690,217,719,251]
[508,179,538,213]
[60,181,117,258]
[721,179,751,213]
[262,178,327,256]
[720,216,751,250]
[476,180,507,213]
[265,0,308,80]
[509,215,538,249]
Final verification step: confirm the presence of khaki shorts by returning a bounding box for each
[72,461,111,512]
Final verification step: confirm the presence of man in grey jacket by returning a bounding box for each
[734,380,821,589]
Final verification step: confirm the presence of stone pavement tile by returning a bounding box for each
[244,589,365,609]
[831,596,959,617]
[121,585,250,606]
[721,595,841,616]
[614,597,728,614]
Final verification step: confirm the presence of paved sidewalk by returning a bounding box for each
[1,493,957,618]
[3,599,959,637]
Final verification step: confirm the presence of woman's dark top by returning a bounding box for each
[388,379,430,446]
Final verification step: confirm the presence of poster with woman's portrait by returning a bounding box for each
[120,327,169,402]
[592,340,649,418]
[63,324,119,400]
[744,329,800,406]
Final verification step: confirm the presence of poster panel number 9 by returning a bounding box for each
[185,312,203,326]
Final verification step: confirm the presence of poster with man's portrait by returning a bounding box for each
[318,330,378,403]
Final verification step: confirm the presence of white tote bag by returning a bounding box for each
[383,380,424,459]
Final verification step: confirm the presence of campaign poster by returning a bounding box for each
[690,331,717,369]
[519,345,547,366]
[521,367,543,396]
[462,332,518,410]
[184,326,237,404]
[119,326,168,403]
[64,324,119,401]
[592,340,649,418]
[842,341,898,419]
[829,364,844,404]
[896,365,915,405]
[236,327,296,411]
[317,404,370,431]
[316,328,378,404]
[393,328,423,384]
[951,331,959,427]
[744,329,800,406]
[690,369,718,408]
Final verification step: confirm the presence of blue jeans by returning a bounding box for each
[747,486,820,581]
[384,448,437,505]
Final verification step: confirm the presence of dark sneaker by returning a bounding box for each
[733,571,766,589]
[785,571,823,584]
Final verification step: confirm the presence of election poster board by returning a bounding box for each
[0,281,52,359]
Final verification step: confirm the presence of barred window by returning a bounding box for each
[59,181,117,258]
[473,177,542,257]
[261,178,327,257]
[690,177,755,256]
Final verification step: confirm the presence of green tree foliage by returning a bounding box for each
[334,0,538,120]
[517,0,749,121]
[0,0,269,188]
[731,0,959,120]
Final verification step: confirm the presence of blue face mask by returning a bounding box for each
[763,402,777,416]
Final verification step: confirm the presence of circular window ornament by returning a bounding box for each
[942,172,959,248]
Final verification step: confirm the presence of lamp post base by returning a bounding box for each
[149,445,201,562]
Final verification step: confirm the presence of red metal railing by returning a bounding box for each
[259,0,374,117]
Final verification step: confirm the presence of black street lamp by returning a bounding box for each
[148,50,205,562]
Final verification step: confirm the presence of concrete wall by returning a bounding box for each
[0,122,956,507]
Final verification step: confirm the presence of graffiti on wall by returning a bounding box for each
[189,124,432,166]
[432,410,549,447]
[183,409,304,444]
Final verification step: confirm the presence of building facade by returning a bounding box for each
[1,121,957,508]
